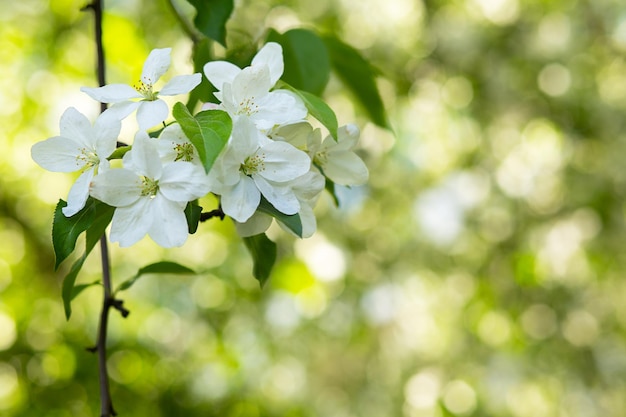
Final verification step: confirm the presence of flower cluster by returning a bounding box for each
[31,44,368,248]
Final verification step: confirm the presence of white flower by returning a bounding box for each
[203,42,307,131]
[209,117,311,223]
[90,132,210,247]
[31,107,120,217]
[156,123,201,166]
[310,124,369,186]
[81,48,201,130]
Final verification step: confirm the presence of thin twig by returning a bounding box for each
[166,0,203,44]
[82,0,123,415]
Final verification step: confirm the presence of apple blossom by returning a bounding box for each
[81,48,201,130]
[31,107,120,217]
[89,132,210,247]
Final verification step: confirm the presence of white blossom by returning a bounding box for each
[31,107,120,216]
[203,42,307,131]
[81,48,201,130]
[90,132,210,247]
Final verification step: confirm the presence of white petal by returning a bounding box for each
[322,151,369,185]
[147,194,189,247]
[81,84,142,103]
[231,65,272,106]
[58,107,94,148]
[105,101,141,122]
[278,202,316,238]
[31,136,85,172]
[230,117,262,158]
[253,90,307,130]
[136,99,169,131]
[254,175,300,215]
[259,141,310,182]
[90,169,142,206]
[63,169,94,217]
[142,48,171,85]
[129,132,162,179]
[251,42,284,86]
[291,170,325,203]
[93,111,121,158]
[160,73,202,96]
[221,175,260,222]
[110,199,152,247]
[323,124,360,152]
[234,211,272,237]
[160,161,210,201]
[203,60,241,91]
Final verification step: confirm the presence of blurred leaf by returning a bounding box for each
[185,200,203,234]
[52,199,96,270]
[71,280,101,301]
[243,233,277,286]
[115,261,196,294]
[257,197,302,237]
[277,81,338,140]
[186,0,234,46]
[323,35,388,128]
[173,103,232,174]
[187,38,217,110]
[324,178,340,206]
[267,28,330,96]
[62,200,114,320]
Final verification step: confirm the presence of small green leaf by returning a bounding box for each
[187,38,218,110]
[108,145,131,160]
[185,200,203,234]
[52,199,96,270]
[267,28,330,96]
[324,178,340,206]
[115,261,196,294]
[71,280,102,301]
[243,233,277,286]
[186,0,234,46]
[173,103,232,174]
[257,197,302,237]
[323,36,389,129]
[278,82,338,140]
[62,200,114,320]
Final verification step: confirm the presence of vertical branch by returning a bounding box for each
[83,0,118,416]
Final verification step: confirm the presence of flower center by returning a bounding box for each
[76,147,100,169]
[314,151,328,166]
[236,97,259,116]
[174,143,195,162]
[134,79,158,101]
[140,177,159,198]
[241,152,265,176]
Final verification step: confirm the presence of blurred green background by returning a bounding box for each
[2,0,626,416]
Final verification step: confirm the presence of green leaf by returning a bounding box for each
[185,200,203,234]
[186,0,234,47]
[108,145,131,160]
[115,261,196,294]
[62,200,114,320]
[52,199,96,270]
[187,38,218,110]
[323,36,389,129]
[257,197,302,237]
[172,103,232,174]
[243,233,277,287]
[324,178,340,206]
[278,81,338,140]
[267,28,330,96]
[71,280,101,301]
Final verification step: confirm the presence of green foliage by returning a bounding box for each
[323,35,388,129]
[267,28,330,96]
[52,199,96,270]
[186,0,234,46]
[184,200,203,234]
[243,233,277,286]
[61,199,115,319]
[115,261,196,293]
[277,81,338,140]
[187,38,217,109]
[172,103,232,174]
[257,196,302,237]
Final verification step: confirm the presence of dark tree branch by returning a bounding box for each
[82,1,127,416]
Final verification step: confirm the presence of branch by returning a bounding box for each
[166,0,203,44]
